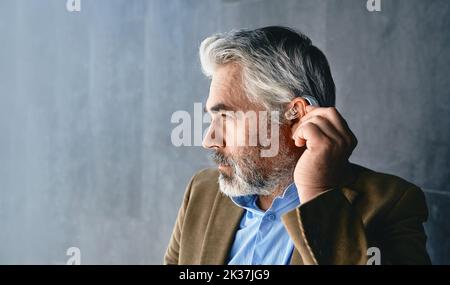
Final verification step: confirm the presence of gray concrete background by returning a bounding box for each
[0,0,448,264]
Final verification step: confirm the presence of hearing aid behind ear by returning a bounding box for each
[284,95,320,120]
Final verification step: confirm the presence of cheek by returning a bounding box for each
[245,118,259,146]
[222,118,239,146]
[229,118,258,147]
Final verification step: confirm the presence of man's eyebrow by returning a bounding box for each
[204,103,235,113]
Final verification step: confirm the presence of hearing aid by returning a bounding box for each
[284,95,320,120]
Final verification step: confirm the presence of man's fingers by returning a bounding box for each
[302,107,343,129]
[298,115,346,148]
[292,121,330,149]
[290,106,358,154]
[301,107,356,149]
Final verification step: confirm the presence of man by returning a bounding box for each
[165,26,431,265]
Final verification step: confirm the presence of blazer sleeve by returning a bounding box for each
[285,186,430,265]
[163,175,195,265]
[377,186,431,264]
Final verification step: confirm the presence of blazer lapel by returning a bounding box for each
[290,248,303,265]
[282,209,314,264]
[199,191,244,264]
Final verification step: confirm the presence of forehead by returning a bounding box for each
[206,63,253,111]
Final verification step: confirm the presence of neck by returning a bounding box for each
[256,178,291,211]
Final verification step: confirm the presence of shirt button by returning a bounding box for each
[266,213,276,221]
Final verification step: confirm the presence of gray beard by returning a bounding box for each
[217,157,296,198]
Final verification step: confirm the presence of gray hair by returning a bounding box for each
[199,26,335,116]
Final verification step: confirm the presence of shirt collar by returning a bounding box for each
[231,183,300,216]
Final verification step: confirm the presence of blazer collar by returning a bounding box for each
[199,190,244,264]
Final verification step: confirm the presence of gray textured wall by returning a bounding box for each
[0,0,448,264]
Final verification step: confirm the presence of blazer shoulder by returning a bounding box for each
[189,168,220,194]
[184,167,221,210]
[351,163,418,193]
[191,168,220,184]
[347,164,427,222]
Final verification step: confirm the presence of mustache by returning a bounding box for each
[210,151,234,166]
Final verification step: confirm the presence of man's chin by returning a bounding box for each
[217,174,243,197]
[218,172,273,198]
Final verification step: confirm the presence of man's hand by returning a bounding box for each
[291,106,357,203]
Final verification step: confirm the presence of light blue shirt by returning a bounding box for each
[227,183,301,265]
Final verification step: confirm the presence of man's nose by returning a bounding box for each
[202,124,224,149]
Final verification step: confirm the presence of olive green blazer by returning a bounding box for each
[164,164,431,265]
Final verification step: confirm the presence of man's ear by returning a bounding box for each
[284,97,309,121]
